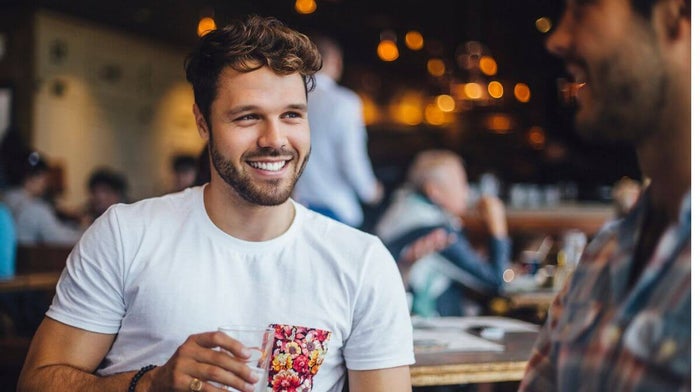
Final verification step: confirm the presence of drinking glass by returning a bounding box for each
[217,325,274,392]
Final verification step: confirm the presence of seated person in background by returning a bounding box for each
[170,154,198,192]
[375,150,511,317]
[83,167,129,224]
[2,152,82,246]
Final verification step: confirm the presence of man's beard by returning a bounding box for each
[575,25,666,145]
[210,141,309,206]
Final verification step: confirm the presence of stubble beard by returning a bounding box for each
[209,141,309,206]
[575,24,666,145]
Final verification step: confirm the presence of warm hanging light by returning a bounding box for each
[197,17,216,37]
[377,40,399,62]
[427,58,446,77]
[404,31,424,51]
[514,83,531,103]
[479,56,498,76]
[535,17,552,33]
[295,0,317,15]
[488,81,504,99]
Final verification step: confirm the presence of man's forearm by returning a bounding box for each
[19,364,137,392]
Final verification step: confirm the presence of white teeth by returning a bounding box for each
[249,161,286,172]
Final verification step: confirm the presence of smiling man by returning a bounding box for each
[18,16,414,392]
[519,0,690,391]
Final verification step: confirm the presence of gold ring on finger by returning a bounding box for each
[189,377,204,392]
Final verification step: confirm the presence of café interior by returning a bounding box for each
[1,0,651,390]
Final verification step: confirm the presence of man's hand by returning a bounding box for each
[477,196,508,238]
[144,331,260,392]
[399,228,456,266]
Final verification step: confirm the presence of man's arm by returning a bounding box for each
[18,317,127,391]
[348,366,412,392]
[19,317,262,392]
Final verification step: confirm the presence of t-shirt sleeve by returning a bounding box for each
[46,206,127,334]
[343,238,415,370]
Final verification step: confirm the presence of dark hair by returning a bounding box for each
[20,151,49,181]
[88,167,128,195]
[184,15,322,127]
[172,154,197,173]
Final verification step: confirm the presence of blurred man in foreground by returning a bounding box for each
[520,0,690,390]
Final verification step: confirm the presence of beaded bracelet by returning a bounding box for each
[128,364,157,392]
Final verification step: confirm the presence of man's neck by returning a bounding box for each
[636,115,690,223]
[203,181,295,242]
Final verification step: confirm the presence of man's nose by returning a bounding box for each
[545,10,573,58]
[258,120,286,149]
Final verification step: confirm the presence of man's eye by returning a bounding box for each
[235,114,258,121]
[282,112,302,119]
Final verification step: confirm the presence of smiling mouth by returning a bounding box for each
[557,76,587,106]
[247,160,289,172]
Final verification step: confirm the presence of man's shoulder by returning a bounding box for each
[296,203,382,246]
[106,186,201,221]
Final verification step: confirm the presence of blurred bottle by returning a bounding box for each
[553,229,587,290]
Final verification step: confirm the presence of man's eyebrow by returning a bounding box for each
[286,103,308,111]
[225,105,258,117]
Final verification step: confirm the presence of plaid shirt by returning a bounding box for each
[520,191,690,392]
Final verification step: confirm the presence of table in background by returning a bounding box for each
[410,317,540,387]
[462,203,614,238]
[0,272,61,293]
[412,331,538,386]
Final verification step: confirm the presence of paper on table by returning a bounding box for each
[412,316,540,333]
[413,328,504,352]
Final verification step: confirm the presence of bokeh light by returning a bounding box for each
[464,82,484,100]
[528,126,546,149]
[535,17,552,33]
[427,58,446,77]
[514,83,531,103]
[487,81,504,99]
[404,30,424,51]
[436,94,455,112]
[479,56,498,76]
[197,17,216,37]
[295,0,317,14]
[377,40,399,62]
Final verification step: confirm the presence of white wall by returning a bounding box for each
[33,10,204,207]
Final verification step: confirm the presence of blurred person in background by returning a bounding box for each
[83,167,129,224]
[0,201,16,279]
[375,149,511,317]
[170,154,198,192]
[520,0,690,390]
[293,34,384,228]
[2,151,82,246]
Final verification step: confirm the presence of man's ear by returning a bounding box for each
[193,103,210,141]
[653,0,689,40]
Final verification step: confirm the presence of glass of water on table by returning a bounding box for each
[217,325,274,392]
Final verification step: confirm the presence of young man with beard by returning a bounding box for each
[519,0,690,390]
[18,16,413,392]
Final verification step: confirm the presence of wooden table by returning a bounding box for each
[0,272,61,293]
[462,203,614,238]
[411,327,539,386]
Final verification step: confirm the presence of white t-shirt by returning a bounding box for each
[47,186,414,391]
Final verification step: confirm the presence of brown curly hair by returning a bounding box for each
[184,15,322,127]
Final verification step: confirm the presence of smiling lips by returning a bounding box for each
[248,160,289,172]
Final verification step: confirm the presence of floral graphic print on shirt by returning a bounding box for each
[267,324,332,392]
